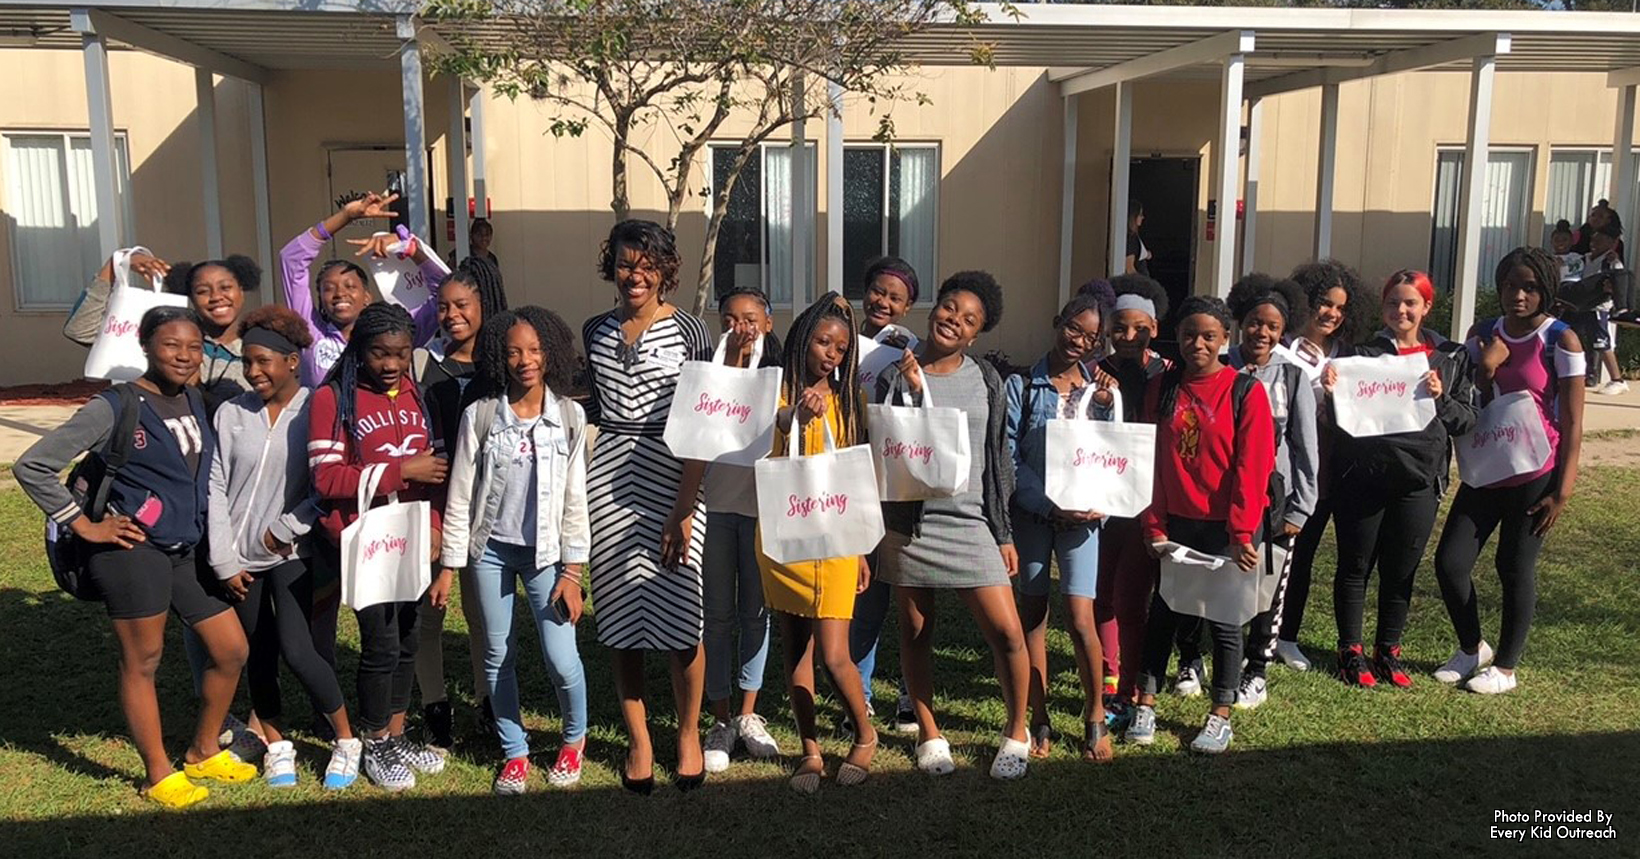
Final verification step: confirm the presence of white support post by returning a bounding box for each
[827,79,844,296]
[1452,54,1496,341]
[397,16,430,240]
[1241,96,1262,275]
[470,86,489,218]
[1612,84,1637,238]
[1108,81,1131,278]
[248,83,272,279]
[791,75,809,304]
[1057,94,1077,307]
[195,67,223,258]
[75,16,123,259]
[1210,52,1245,298]
[1314,83,1339,261]
[448,75,470,263]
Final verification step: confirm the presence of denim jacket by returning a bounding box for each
[1004,357,1117,519]
[440,393,590,570]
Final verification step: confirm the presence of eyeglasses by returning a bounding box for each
[1061,324,1100,346]
[615,259,660,278]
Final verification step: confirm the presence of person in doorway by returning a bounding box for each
[17,306,254,808]
[449,217,501,272]
[1125,200,1152,277]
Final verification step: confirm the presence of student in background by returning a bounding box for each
[18,306,253,808]
[1581,219,1628,395]
[1005,293,1118,762]
[1125,200,1152,277]
[163,256,262,408]
[1550,220,1584,283]
[1126,296,1276,755]
[1434,248,1584,694]
[701,287,783,774]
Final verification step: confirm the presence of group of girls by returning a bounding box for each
[18,196,1586,804]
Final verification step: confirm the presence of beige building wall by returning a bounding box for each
[0,47,1632,385]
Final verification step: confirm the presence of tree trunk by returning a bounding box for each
[692,162,747,316]
[610,112,632,222]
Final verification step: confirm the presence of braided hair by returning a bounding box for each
[454,255,509,320]
[321,302,427,447]
[782,292,865,448]
[1493,246,1561,309]
[471,305,578,401]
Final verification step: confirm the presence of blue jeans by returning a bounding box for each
[850,552,895,706]
[1014,513,1101,599]
[471,541,588,759]
[702,513,771,703]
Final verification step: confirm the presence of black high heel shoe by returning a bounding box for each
[621,756,655,796]
[675,770,706,792]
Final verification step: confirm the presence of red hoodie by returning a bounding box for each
[1141,365,1275,546]
[308,380,443,545]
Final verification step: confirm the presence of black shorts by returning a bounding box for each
[85,543,232,625]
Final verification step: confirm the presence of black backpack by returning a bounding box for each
[1156,367,1289,571]
[45,384,141,601]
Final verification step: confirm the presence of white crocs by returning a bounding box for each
[915,737,955,777]
[989,736,1030,781]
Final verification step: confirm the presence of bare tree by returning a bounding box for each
[423,0,1008,313]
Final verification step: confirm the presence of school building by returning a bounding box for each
[0,2,1638,385]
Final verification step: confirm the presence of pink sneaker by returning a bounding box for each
[548,745,584,788]
[493,757,529,796]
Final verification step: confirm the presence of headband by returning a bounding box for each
[877,270,919,304]
[242,326,300,356]
[1245,292,1291,322]
[1114,294,1157,318]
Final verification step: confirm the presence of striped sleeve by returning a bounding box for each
[14,396,117,525]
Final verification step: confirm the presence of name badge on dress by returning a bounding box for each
[646,345,686,371]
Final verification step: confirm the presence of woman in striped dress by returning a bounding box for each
[583,220,714,793]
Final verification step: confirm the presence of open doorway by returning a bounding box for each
[1128,156,1199,337]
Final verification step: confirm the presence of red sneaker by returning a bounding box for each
[1337,644,1378,688]
[1373,644,1413,688]
[548,745,584,788]
[493,756,529,796]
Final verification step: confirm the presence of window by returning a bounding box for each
[1428,147,1532,294]
[842,144,938,302]
[4,132,134,309]
[705,142,815,306]
[1544,148,1640,246]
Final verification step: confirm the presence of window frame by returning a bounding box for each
[842,141,941,309]
[1542,145,1640,246]
[1426,144,1535,294]
[2,129,135,311]
[702,139,818,310]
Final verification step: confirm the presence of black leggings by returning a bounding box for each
[1243,536,1295,678]
[1279,496,1333,642]
[1433,474,1553,669]
[234,559,346,720]
[1333,480,1440,649]
[355,600,422,734]
[1139,517,1245,708]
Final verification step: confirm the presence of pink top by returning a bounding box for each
[1482,317,1564,487]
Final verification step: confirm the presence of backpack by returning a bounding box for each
[1156,368,1288,568]
[45,384,141,601]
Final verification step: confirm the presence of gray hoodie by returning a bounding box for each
[1229,349,1320,530]
[207,387,322,580]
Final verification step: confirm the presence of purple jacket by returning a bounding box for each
[280,230,443,386]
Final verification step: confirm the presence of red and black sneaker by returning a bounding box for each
[1373,644,1413,688]
[1336,644,1378,688]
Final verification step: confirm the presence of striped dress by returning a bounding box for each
[583,307,713,650]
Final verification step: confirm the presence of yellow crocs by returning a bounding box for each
[143,772,208,809]
[183,750,258,783]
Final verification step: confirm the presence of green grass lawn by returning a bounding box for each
[2,469,1638,857]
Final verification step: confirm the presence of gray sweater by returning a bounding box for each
[1229,349,1320,530]
[207,388,322,579]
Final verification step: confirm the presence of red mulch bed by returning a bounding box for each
[0,380,110,406]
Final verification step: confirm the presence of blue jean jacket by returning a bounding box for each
[1004,357,1117,519]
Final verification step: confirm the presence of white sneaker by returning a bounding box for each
[1274,640,1311,671]
[1433,641,1494,684]
[1174,664,1203,698]
[702,721,736,773]
[893,692,918,733]
[263,740,297,788]
[1233,675,1268,710]
[362,736,414,792]
[734,713,780,759]
[1606,380,1631,395]
[324,738,362,790]
[1464,665,1518,695]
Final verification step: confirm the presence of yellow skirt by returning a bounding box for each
[755,526,859,620]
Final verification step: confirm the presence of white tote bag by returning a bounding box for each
[856,324,919,394]
[1330,352,1438,438]
[1454,390,1553,488]
[83,247,190,382]
[755,419,885,564]
[341,462,433,610]
[866,376,971,501]
[1044,388,1156,519]
[664,334,783,466]
[367,233,449,311]
[1157,541,1285,626]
